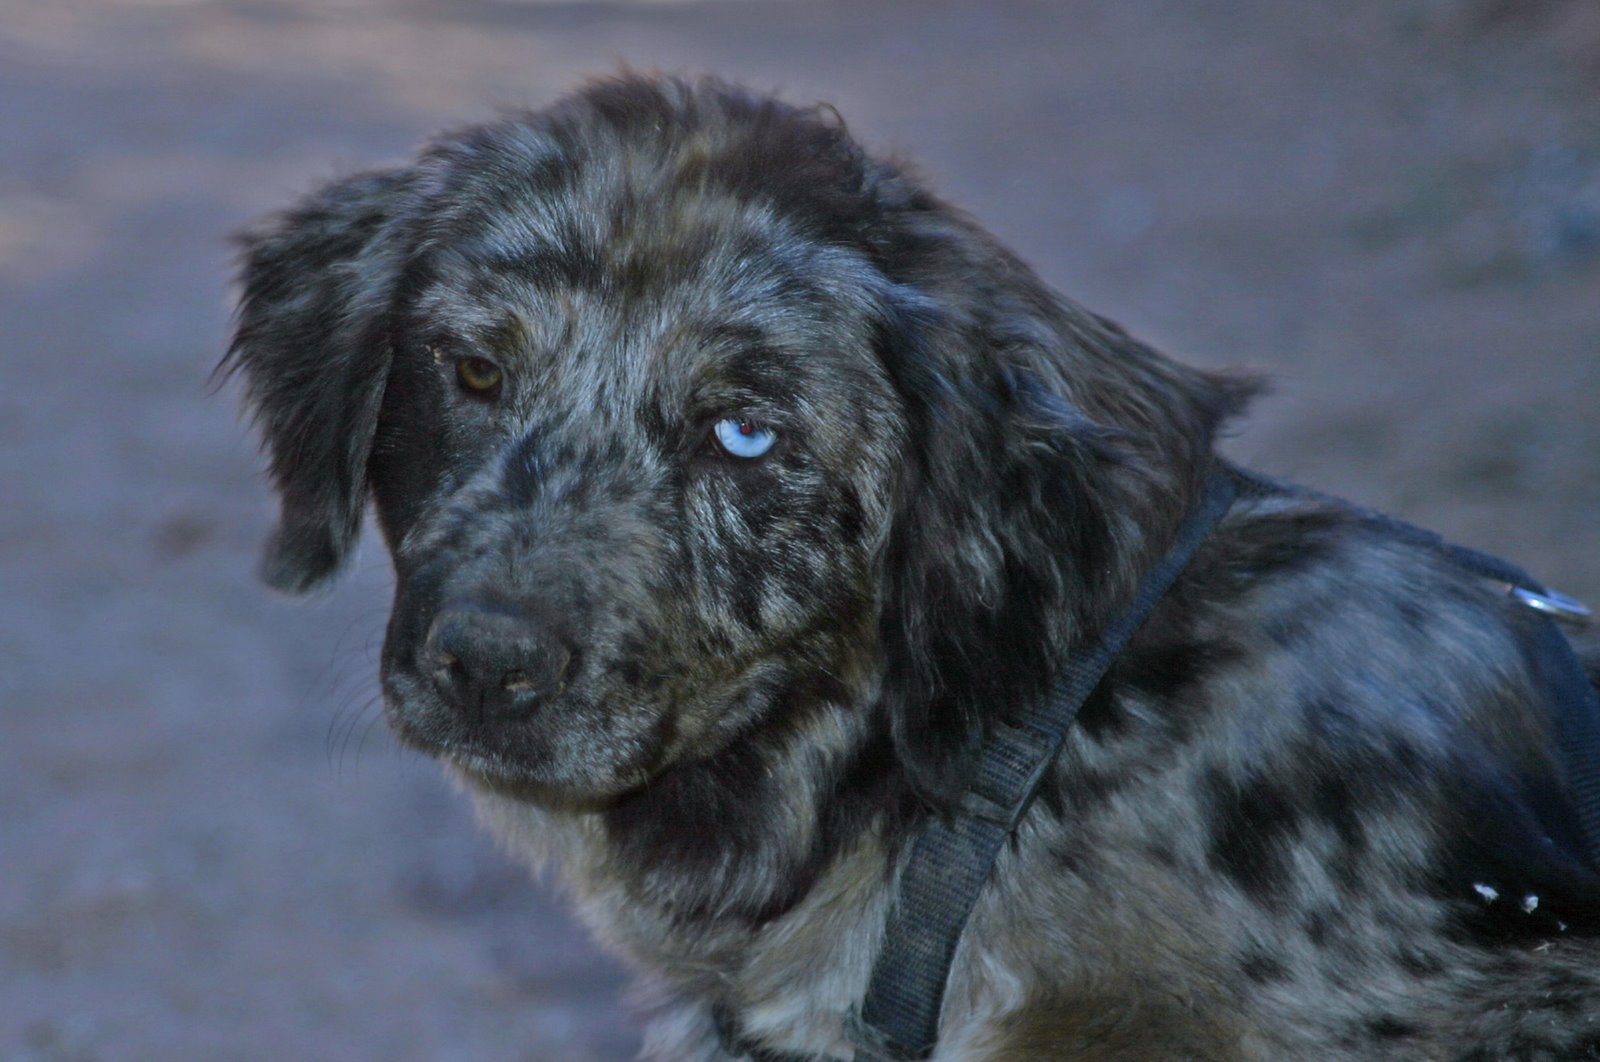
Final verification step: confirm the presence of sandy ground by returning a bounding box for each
[1,1,1596,1058]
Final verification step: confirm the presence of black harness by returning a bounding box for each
[719,464,1599,1062]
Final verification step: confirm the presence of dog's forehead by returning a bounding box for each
[410,174,886,412]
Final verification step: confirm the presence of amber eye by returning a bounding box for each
[454,357,503,397]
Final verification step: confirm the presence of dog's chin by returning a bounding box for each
[444,750,647,811]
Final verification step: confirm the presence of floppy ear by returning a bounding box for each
[223,168,413,594]
[869,272,1257,806]
[871,289,1135,803]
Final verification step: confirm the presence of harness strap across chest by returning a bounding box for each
[720,464,1599,1062]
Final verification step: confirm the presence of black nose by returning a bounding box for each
[423,599,575,720]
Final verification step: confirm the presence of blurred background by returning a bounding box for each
[2,1,1596,1058]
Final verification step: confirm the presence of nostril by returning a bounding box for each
[434,651,467,685]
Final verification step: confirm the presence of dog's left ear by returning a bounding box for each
[868,287,1124,803]
[223,168,414,594]
[868,266,1257,806]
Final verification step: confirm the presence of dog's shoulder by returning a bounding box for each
[1145,485,1600,935]
[986,486,1600,1056]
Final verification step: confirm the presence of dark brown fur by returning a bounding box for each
[225,75,1600,1059]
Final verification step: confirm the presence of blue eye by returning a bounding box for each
[712,417,777,459]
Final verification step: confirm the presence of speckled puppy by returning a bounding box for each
[226,75,1600,1060]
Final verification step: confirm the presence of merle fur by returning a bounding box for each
[225,74,1600,1060]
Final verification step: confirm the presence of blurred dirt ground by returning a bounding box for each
[1,1,1596,1058]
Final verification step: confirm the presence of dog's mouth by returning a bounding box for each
[380,640,796,808]
[390,711,661,808]
[378,661,661,798]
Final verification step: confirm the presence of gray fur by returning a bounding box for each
[225,74,1600,1060]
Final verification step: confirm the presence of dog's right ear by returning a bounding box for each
[223,168,414,594]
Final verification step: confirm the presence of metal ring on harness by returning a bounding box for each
[1508,585,1593,626]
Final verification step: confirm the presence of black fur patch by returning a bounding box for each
[1204,768,1302,908]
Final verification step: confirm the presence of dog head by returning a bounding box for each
[227,75,1250,810]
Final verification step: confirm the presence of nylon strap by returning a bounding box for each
[852,469,1240,1060]
[1529,617,1600,862]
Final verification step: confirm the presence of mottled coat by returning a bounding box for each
[226,75,1600,1059]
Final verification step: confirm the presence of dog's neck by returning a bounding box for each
[466,685,893,885]
[457,695,911,1054]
